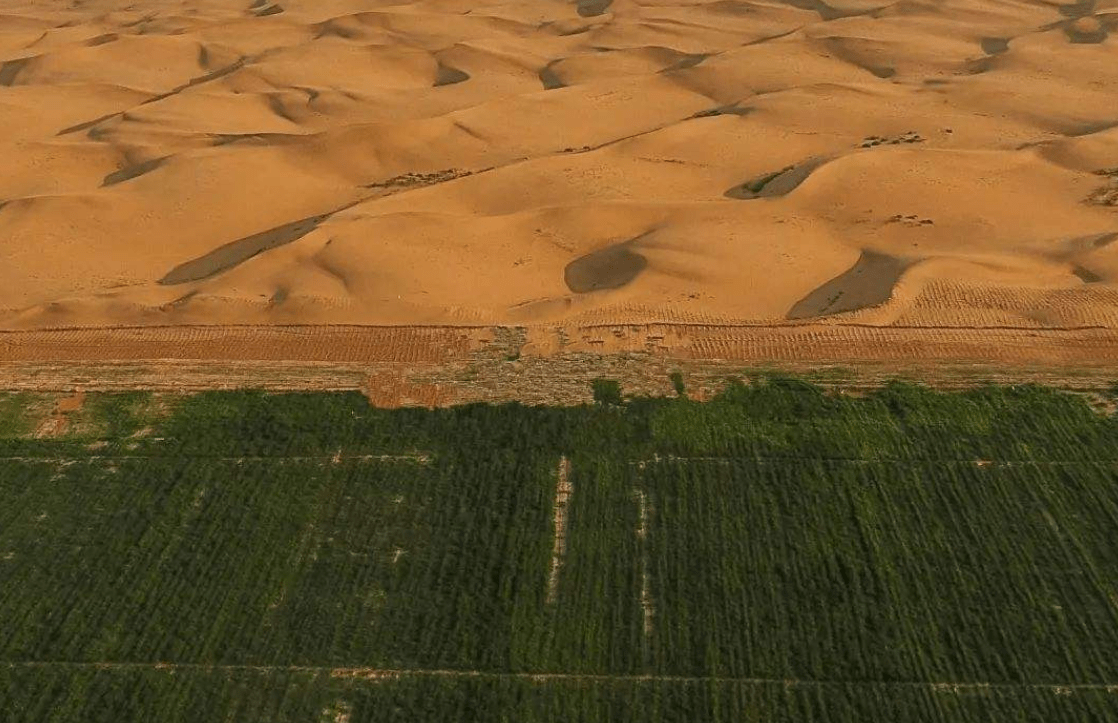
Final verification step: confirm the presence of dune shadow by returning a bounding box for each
[57,112,120,136]
[786,251,908,319]
[159,213,332,285]
[577,0,613,17]
[85,33,118,47]
[816,37,896,78]
[1065,20,1108,44]
[1073,266,1102,283]
[539,62,565,90]
[434,63,470,86]
[1058,0,1096,18]
[1092,232,1118,248]
[565,238,648,293]
[980,37,1009,55]
[0,57,30,86]
[661,53,708,72]
[209,132,300,146]
[725,157,827,200]
[770,0,880,21]
[102,157,166,186]
[691,104,754,119]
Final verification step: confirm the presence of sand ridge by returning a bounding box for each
[1,0,1117,330]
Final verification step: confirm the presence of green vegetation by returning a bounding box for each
[592,378,623,406]
[669,371,686,398]
[0,392,37,437]
[2,379,1118,721]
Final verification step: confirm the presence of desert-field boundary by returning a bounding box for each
[0,324,1116,405]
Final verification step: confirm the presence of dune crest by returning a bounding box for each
[1,0,1117,330]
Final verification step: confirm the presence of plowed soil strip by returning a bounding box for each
[546,456,572,604]
[3,324,1118,367]
[2,661,1115,692]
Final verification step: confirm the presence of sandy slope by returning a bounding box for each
[0,0,1116,330]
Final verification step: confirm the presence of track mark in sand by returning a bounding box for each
[0,57,30,86]
[101,157,166,186]
[159,213,334,285]
[786,251,909,320]
[724,157,827,199]
[434,63,469,87]
[634,487,654,641]
[564,236,649,293]
[546,455,572,604]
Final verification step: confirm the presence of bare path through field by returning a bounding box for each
[3,661,1115,694]
[635,487,654,643]
[0,454,432,463]
[546,456,573,605]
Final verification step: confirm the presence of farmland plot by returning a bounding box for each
[2,382,1118,721]
[0,455,555,671]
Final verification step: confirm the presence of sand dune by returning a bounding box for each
[1,0,1117,330]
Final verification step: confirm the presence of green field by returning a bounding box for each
[2,379,1118,721]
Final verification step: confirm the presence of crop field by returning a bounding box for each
[2,379,1118,721]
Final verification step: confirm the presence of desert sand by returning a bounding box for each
[1,0,1117,332]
